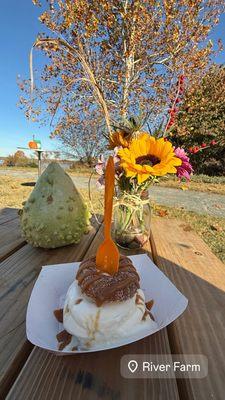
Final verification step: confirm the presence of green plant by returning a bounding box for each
[172,65,225,175]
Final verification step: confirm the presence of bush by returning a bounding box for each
[3,151,37,168]
[172,65,225,175]
[189,146,225,176]
[69,160,94,172]
[26,161,38,168]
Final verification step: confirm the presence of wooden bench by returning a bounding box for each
[0,207,225,400]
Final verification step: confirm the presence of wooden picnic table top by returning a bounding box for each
[0,207,225,400]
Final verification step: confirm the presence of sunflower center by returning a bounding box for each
[136,155,161,167]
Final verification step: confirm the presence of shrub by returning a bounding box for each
[3,151,37,168]
[172,65,225,175]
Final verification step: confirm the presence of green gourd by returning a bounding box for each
[19,162,90,248]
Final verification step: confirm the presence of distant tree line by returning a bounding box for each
[3,151,38,168]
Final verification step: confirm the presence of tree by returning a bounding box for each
[4,151,29,167]
[52,111,107,166]
[172,64,225,175]
[19,0,224,143]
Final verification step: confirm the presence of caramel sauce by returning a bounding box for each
[145,299,154,311]
[75,298,83,305]
[53,308,63,323]
[135,293,145,305]
[76,256,140,306]
[56,329,72,351]
[142,310,149,321]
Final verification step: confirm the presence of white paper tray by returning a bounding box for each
[26,254,188,354]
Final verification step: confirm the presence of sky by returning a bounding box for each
[0,1,225,157]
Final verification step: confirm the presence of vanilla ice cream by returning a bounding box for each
[63,280,158,350]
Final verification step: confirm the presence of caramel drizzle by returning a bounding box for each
[135,294,145,305]
[53,308,63,323]
[142,299,155,322]
[75,298,83,305]
[145,299,154,311]
[76,256,140,306]
[56,330,72,351]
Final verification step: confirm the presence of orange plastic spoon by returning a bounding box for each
[96,156,119,275]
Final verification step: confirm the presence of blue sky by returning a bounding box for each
[0,1,225,157]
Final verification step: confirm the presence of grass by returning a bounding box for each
[153,205,225,263]
[0,165,38,172]
[1,165,225,194]
[67,167,97,177]
[158,174,225,195]
[0,164,97,177]
[0,175,33,208]
[1,174,224,263]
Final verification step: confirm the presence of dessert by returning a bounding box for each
[54,255,157,351]
[54,157,157,351]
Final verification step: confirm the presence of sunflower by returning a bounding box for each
[109,131,131,149]
[109,130,149,149]
[118,134,182,184]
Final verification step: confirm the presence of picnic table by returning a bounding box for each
[0,207,225,400]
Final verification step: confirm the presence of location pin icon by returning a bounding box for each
[128,360,138,373]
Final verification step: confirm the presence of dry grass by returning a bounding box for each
[0,165,96,177]
[1,166,225,194]
[0,175,33,208]
[0,175,224,263]
[158,175,225,195]
[153,205,225,263]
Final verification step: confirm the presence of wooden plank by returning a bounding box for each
[7,226,179,400]
[0,208,19,225]
[0,218,26,262]
[150,217,225,400]
[0,219,101,400]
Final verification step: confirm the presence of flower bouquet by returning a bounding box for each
[95,115,193,249]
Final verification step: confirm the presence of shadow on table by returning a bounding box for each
[150,253,225,400]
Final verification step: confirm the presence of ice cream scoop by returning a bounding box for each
[63,280,157,350]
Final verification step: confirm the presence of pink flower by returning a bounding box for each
[95,149,122,188]
[95,155,105,176]
[175,147,193,182]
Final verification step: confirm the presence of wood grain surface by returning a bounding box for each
[0,208,19,225]
[150,217,225,400]
[0,217,101,400]
[6,225,179,400]
[0,217,26,262]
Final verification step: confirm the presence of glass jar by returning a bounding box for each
[113,191,151,249]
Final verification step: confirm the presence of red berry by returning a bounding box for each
[193,146,200,153]
[169,109,175,115]
[201,143,206,148]
[164,137,168,141]
[210,140,217,145]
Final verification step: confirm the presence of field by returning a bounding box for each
[1,165,225,194]
[158,174,225,195]
[0,174,224,263]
